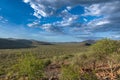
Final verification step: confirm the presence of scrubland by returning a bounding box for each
[0,39,120,80]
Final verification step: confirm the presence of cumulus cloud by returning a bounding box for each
[84,1,120,16]
[23,0,118,18]
[41,23,64,33]
[27,9,79,33]
[55,9,78,27]
[23,0,120,40]
[81,1,120,36]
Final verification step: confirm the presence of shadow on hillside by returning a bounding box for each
[0,38,53,49]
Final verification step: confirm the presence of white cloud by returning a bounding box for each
[56,9,78,27]
[23,0,117,18]
[0,16,8,24]
[41,23,52,32]
[81,0,120,34]
[84,1,120,16]
[84,4,101,16]
[27,8,78,32]
[55,15,78,27]
[27,20,40,27]
[24,0,120,39]
[23,0,30,3]
[83,18,87,22]
[66,6,72,10]
[96,20,110,26]
[30,2,47,18]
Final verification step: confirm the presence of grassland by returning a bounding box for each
[0,43,88,80]
[0,39,120,80]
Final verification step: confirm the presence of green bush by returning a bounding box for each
[87,39,120,71]
[11,53,45,80]
[72,54,88,67]
[60,64,98,80]
[80,73,98,80]
[90,39,120,57]
[60,65,80,80]
[43,59,51,67]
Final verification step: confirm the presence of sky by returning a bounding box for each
[0,0,120,42]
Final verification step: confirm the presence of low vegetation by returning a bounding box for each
[0,39,120,80]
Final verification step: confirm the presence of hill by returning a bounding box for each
[55,40,95,46]
[0,38,95,49]
[0,38,52,49]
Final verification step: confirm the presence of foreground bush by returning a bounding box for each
[9,53,45,80]
[80,73,98,80]
[60,65,80,80]
[60,64,98,80]
[90,39,120,56]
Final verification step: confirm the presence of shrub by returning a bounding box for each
[90,39,119,55]
[43,59,51,67]
[11,53,45,80]
[80,73,98,80]
[60,64,98,80]
[89,39,120,72]
[60,65,80,80]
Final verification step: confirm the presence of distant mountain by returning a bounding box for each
[0,38,96,49]
[82,40,96,46]
[52,40,96,46]
[0,38,52,49]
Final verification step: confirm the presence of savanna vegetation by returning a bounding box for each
[0,39,120,80]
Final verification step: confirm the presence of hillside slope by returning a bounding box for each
[0,38,52,49]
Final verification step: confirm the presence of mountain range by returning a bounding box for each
[0,38,95,49]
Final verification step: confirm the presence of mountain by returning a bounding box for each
[82,40,96,46]
[0,38,95,49]
[0,38,52,49]
[53,40,95,46]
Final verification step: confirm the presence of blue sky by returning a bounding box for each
[0,0,120,42]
